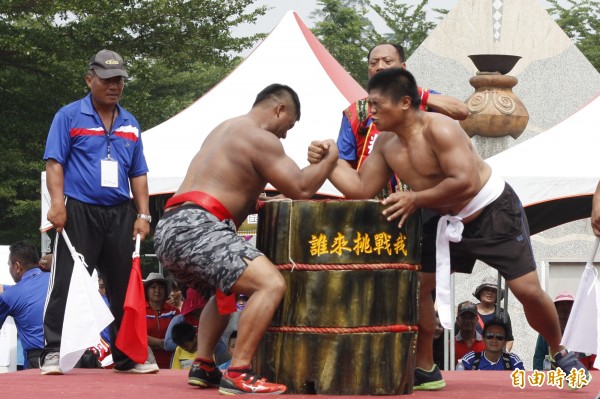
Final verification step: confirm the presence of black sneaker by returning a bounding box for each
[553,349,592,390]
[413,364,446,391]
[188,362,222,388]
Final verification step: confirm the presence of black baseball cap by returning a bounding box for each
[88,49,128,79]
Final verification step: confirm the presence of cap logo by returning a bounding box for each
[105,59,120,65]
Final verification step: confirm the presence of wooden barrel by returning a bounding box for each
[254,199,421,395]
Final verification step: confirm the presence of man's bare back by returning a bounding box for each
[174,116,281,222]
[172,86,338,224]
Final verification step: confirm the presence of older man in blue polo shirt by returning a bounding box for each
[42,49,155,375]
[0,241,49,369]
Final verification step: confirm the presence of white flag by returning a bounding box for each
[561,237,600,369]
[59,230,114,372]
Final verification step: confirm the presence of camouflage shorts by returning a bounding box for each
[154,205,263,295]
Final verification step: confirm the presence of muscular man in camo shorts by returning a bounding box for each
[154,84,338,395]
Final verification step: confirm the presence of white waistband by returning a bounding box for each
[435,171,505,329]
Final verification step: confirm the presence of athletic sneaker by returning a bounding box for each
[413,364,446,391]
[113,346,159,374]
[554,349,592,389]
[219,369,287,395]
[113,362,159,374]
[40,352,63,375]
[188,362,222,387]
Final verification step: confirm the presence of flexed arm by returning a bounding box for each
[308,140,391,200]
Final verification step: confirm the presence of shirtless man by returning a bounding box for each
[308,68,590,390]
[154,84,338,395]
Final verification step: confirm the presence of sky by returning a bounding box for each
[237,0,563,36]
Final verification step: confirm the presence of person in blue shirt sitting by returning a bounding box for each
[0,241,50,369]
[459,318,524,371]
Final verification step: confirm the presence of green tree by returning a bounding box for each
[0,0,266,245]
[369,0,440,59]
[310,0,381,87]
[547,0,600,72]
[310,0,444,87]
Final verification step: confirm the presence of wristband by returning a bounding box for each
[137,214,152,223]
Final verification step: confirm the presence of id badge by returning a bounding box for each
[101,158,119,188]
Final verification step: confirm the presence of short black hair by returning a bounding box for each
[367,68,421,109]
[167,276,179,291]
[253,83,301,121]
[482,317,508,336]
[367,43,406,63]
[228,330,238,345]
[172,322,196,347]
[9,240,39,268]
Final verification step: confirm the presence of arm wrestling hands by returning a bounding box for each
[308,140,417,228]
[307,139,337,165]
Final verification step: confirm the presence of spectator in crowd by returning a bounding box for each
[41,49,154,375]
[219,331,238,371]
[432,312,446,370]
[221,293,248,350]
[167,278,183,310]
[236,294,248,311]
[533,292,597,370]
[167,288,228,384]
[171,322,197,370]
[145,272,180,368]
[459,318,524,370]
[97,273,111,344]
[0,241,49,369]
[164,288,210,353]
[473,276,514,352]
[454,301,485,366]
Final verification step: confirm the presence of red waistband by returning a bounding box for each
[165,191,239,226]
[165,191,240,315]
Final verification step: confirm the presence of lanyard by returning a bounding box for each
[92,103,117,159]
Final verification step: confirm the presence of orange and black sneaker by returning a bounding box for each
[219,369,287,395]
[188,361,222,388]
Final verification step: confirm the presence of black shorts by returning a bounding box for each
[421,183,536,280]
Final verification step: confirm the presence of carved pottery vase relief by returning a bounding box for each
[460,54,529,139]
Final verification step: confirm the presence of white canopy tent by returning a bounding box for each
[486,92,600,233]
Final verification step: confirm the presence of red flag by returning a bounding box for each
[116,244,148,364]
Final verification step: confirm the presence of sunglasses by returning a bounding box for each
[485,333,505,341]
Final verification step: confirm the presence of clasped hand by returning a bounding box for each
[307,140,337,164]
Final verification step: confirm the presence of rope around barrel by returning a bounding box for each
[274,262,421,271]
[266,325,418,333]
